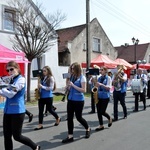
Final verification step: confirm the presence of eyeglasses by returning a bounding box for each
[6,68,14,72]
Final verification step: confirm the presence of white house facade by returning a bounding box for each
[0,0,68,92]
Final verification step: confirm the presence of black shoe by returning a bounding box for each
[35,145,41,150]
[143,106,146,110]
[112,118,118,122]
[62,137,74,143]
[85,128,91,138]
[88,111,95,114]
[124,115,127,119]
[53,106,57,111]
[95,127,104,131]
[28,114,33,123]
[43,113,48,117]
[108,118,112,127]
[133,109,138,112]
[54,118,61,126]
[34,126,43,130]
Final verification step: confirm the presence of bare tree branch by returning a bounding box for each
[6,0,66,101]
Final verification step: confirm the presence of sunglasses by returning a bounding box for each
[6,68,14,72]
[43,70,47,72]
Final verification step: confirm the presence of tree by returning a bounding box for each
[7,0,66,101]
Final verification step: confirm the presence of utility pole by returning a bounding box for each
[86,0,91,92]
[86,0,91,71]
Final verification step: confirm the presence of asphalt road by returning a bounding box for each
[0,91,150,150]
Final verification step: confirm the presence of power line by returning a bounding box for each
[91,0,150,38]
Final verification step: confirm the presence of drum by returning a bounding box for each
[131,79,143,93]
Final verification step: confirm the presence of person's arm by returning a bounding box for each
[96,76,112,91]
[0,77,25,99]
[141,74,147,84]
[40,76,54,91]
[69,76,86,93]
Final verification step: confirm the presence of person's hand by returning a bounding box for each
[38,84,42,88]
[68,81,73,86]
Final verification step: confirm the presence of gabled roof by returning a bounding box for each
[56,24,86,52]
[115,43,150,63]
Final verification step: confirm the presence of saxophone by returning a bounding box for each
[91,65,100,104]
[34,76,41,100]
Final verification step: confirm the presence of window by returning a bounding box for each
[3,8,16,31]
[92,37,100,52]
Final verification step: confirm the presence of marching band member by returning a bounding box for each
[95,66,112,131]
[132,68,147,112]
[34,66,61,130]
[0,61,40,150]
[112,65,128,121]
[62,62,91,143]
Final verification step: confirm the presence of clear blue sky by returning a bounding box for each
[33,0,150,46]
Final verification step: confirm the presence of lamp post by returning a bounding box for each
[132,37,139,64]
[136,59,147,69]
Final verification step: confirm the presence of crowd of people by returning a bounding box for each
[0,60,150,149]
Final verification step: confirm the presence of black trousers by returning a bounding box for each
[38,97,59,124]
[96,98,110,126]
[90,92,95,112]
[147,80,150,98]
[3,113,37,150]
[113,91,127,119]
[25,109,32,116]
[67,100,89,134]
[134,88,146,111]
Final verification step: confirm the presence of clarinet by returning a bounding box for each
[61,75,75,102]
[61,87,69,102]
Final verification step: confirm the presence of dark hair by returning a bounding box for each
[43,66,56,91]
[6,61,21,74]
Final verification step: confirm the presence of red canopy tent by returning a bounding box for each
[132,63,150,70]
[81,54,118,69]
[114,58,133,69]
[114,58,134,78]
[0,44,27,76]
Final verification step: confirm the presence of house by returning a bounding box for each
[0,0,68,91]
[56,18,117,67]
[0,1,119,91]
[115,43,150,64]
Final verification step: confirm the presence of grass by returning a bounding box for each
[26,92,91,106]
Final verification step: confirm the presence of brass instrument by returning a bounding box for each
[91,64,100,104]
[34,76,41,100]
[113,65,126,90]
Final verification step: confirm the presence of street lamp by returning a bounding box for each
[132,37,139,64]
[136,59,147,69]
